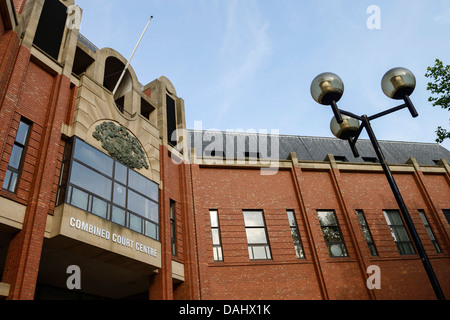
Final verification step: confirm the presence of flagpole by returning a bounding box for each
[112,16,153,96]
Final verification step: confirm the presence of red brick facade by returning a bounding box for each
[165,158,450,300]
[0,41,74,299]
[0,0,450,301]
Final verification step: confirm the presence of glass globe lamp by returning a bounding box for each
[311,72,344,105]
[381,67,416,100]
[330,115,360,140]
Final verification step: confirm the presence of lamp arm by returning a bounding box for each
[346,121,365,158]
[368,104,407,121]
[404,95,419,118]
[331,101,344,124]
[339,109,364,121]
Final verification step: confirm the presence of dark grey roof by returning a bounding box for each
[186,130,450,166]
[78,33,98,53]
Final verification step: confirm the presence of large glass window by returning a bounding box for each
[243,211,272,260]
[3,119,31,193]
[383,210,415,255]
[317,210,348,258]
[58,138,159,240]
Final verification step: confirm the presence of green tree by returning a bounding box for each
[425,59,450,143]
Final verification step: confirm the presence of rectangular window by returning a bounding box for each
[57,138,160,240]
[170,200,177,256]
[356,210,378,256]
[317,210,348,258]
[209,210,223,262]
[243,211,271,260]
[286,210,305,259]
[383,210,415,255]
[3,119,31,193]
[418,210,442,253]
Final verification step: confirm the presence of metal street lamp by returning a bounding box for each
[310,68,446,300]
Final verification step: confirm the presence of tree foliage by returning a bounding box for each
[425,59,450,143]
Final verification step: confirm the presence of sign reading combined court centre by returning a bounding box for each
[50,204,161,269]
[69,216,158,257]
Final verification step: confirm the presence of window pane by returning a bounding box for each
[114,162,127,184]
[287,211,297,227]
[128,169,158,201]
[74,139,113,176]
[290,228,301,243]
[393,227,410,242]
[92,197,108,219]
[251,246,268,260]
[321,226,343,242]
[211,229,221,245]
[9,144,23,169]
[128,190,158,222]
[294,245,304,259]
[317,211,338,226]
[213,247,223,261]
[9,172,18,192]
[71,187,89,211]
[419,211,429,226]
[384,211,403,225]
[243,211,264,227]
[70,162,112,201]
[129,214,142,233]
[210,210,219,228]
[356,210,367,226]
[145,221,158,239]
[113,183,126,208]
[245,228,267,244]
[16,121,30,145]
[2,170,12,190]
[111,206,126,226]
[398,242,415,255]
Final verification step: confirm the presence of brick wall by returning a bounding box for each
[0,44,74,299]
[181,162,450,300]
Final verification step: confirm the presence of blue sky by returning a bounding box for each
[75,0,450,149]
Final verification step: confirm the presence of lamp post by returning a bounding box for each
[310,68,446,300]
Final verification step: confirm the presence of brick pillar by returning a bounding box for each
[150,145,174,300]
[178,162,200,299]
[1,50,72,299]
[289,152,329,300]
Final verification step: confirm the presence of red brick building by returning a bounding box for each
[0,0,450,300]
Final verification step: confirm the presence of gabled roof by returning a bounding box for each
[186,130,450,165]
